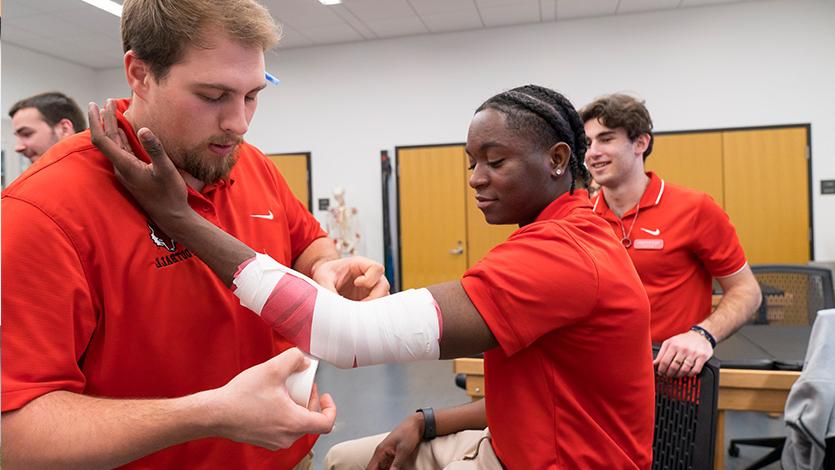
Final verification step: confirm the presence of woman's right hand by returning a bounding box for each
[89,100,191,225]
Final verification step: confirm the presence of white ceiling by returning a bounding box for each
[3,0,761,70]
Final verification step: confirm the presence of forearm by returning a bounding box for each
[157,209,256,287]
[2,390,216,469]
[705,279,762,342]
[293,237,338,277]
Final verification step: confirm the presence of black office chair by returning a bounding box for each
[652,345,720,470]
[750,265,835,325]
[729,266,835,469]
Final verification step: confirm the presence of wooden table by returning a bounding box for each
[452,358,800,469]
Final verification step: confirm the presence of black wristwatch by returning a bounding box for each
[416,407,437,441]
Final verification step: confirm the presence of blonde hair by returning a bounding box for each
[122,0,281,80]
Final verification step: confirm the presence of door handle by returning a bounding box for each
[449,241,464,255]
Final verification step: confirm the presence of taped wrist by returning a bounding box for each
[233,253,442,368]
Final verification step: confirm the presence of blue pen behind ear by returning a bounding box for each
[265,71,280,85]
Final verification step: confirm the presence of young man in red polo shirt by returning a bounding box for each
[1,0,388,468]
[94,85,655,469]
[580,94,762,377]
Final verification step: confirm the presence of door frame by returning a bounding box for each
[395,142,466,291]
[653,123,813,261]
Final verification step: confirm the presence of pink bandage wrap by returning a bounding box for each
[261,275,317,351]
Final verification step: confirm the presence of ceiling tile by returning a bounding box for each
[618,0,681,14]
[420,12,484,33]
[479,3,541,27]
[409,0,480,15]
[681,0,746,5]
[3,0,45,19]
[269,0,347,27]
[556,0,619,20]
[341,0,415,21]
[302,23,366,44]
[366,17,429,38]
[330,4,378,39]
[14,0,86,15]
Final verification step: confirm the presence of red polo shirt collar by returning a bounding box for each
[592,172,665,220]
[534,189,593,223]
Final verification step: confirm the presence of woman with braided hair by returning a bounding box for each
[326,85,653,469]
[91,84,654,469]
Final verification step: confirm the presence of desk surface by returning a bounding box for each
[714,324,811,371]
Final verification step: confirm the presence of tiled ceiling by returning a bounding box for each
[3,0,760,70]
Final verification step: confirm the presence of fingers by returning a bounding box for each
[88,102,138,176]
[136,127,178,177]
[367,448,392,470]
[271,347,308,380]
[354,263,385,288]
[304,392,336,435]
[352,262,390,300]
[103,99,121,143]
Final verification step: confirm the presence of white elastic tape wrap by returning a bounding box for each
[233,253,289,316]
[310,287,441,368]
[233,253,441,369]
[285,353,319,407]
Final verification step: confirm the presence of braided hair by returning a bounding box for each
[475,85,591,194]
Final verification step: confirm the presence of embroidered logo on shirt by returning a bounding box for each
[640,227,661,236]
[149,222,177,252]
[148,221,196,269]
[251,210,274,220]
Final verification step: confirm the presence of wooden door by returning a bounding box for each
[398,146,469,289]
[647,132,725,207]
[267,153,311,210]
[722,128,809,263]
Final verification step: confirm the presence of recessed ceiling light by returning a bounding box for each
[81,0,123,17]
[319,0,342,5]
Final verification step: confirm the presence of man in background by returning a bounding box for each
[9,91,87,163]
[581,93,762,377]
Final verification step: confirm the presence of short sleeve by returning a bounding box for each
[692,194,748,278]
[1,197,97,411]
[461,223,598,356]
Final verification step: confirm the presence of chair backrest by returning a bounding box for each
[751,265,835,325]
[652,346,720,470]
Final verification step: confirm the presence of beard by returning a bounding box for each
[171,136,243,184]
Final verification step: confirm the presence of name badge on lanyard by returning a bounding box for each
[634,239,664,250]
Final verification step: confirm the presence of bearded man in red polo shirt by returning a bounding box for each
[580,94,762,377]
[1,0,389,468]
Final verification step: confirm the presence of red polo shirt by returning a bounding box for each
[2,99,326,469]
[592,172,748,342]
[462,191,654,469]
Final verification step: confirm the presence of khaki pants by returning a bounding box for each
[324,428,502,470]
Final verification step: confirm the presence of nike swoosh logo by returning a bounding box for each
[641,228,661,236]
[251,210,274,220]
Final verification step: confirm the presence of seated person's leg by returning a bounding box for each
[325,430,488,470]
[324,432,388,470]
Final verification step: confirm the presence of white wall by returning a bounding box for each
[7,0,835,261]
